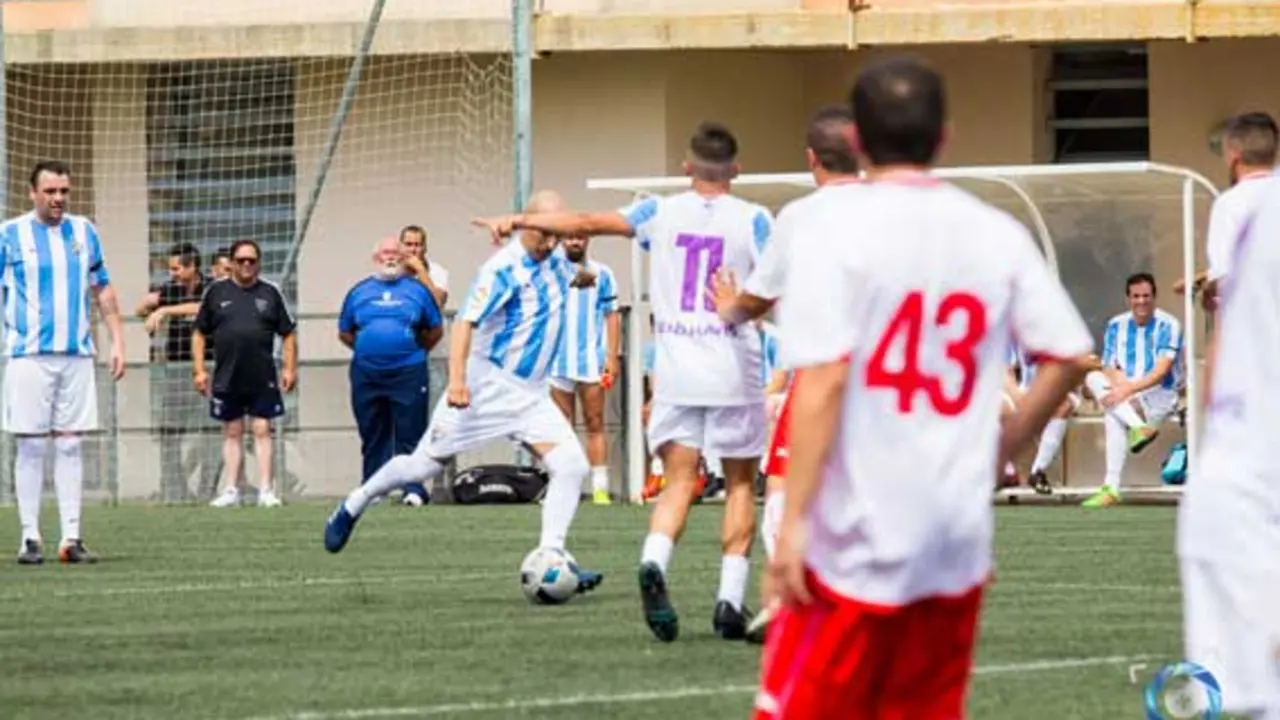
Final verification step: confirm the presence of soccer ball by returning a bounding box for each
[519,547,581,605]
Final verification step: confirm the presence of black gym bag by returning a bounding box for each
[449,464,549,505]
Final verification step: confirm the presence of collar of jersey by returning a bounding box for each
[864,170,941,187]
[1238,169,1273,183]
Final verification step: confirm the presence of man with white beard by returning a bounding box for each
[337,237,445,506]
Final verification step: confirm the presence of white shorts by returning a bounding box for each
[1181,557,1280,717]
[2,355,98,434]
[647,401,767,460]
[548,376,601,394]
[1137,388,1179,425]
[420,370,579,459]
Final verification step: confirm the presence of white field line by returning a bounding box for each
[0,572,1181,602]
[239,653,1157,720]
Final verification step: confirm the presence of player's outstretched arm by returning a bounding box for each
[1001,358,1089,460]
[471,211,635,245]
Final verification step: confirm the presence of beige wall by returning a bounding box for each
[8,41,1278,497]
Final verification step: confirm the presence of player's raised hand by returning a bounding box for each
[470,215,518,245]
[710,267,740,323]
[769,517,813,608]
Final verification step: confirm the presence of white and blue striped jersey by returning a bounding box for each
[620,191,773,406]
[0,212,110,358]
[1101,309,1183,391]
[552,259,619,382]
[460,240,580,385]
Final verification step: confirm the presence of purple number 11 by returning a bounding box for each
[676,233,725,312]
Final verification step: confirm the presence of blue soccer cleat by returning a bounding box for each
[639,561,679,643]
[576,568,604,594]
[324,504,360,554]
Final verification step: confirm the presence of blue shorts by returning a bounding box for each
[211,389,284,422]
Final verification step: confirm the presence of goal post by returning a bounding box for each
[587,161,1220,504]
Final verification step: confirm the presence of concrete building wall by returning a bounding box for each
[4,40,1277,498]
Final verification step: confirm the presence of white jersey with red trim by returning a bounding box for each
[743,179,859,304]
[777,177,1093,607]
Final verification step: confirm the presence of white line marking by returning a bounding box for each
[0,574,1180,602]
[240,653,1156,720]
[1129,663,1150,684]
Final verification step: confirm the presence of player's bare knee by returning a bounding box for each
[581,404,605,436]
[250,418,272,440]
[223,419,245,440]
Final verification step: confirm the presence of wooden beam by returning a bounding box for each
[2,2,1280,63]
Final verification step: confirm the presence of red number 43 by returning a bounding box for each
[864,291,988,417]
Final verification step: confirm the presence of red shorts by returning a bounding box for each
[754,571,984,720]
[764,389,794,478]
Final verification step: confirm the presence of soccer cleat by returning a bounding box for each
[712,600,755,641]
[744,602,777,645]
[638,561,679,643]
[1128,425,1159,455]
[257,489,283,508]
[1081,486,1121,508]
[591,489,612,506]
[58,540,98,564]
[1029,470,1052,495]
[209,488,241,508]
[323,503,361,553]
[641,474,665,503]
[17,539,43,565]
[576,568,605,594]
[400,492,426,507]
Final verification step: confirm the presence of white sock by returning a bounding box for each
[1004,460,1017,475]
[1031,418,1068,473]
[590,466,609,494]
[1085,370,1145,428]
[15,437,48,545]
[1103,414,1128,490]
[539,445,587,550]
[53,437,83,544]
[717,554,750,611]
[345,452,443,516]
[761,492,785,560]
[650,456,664,475]
[641,532,674,575]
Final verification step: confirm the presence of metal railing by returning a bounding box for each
[0,307,635,504]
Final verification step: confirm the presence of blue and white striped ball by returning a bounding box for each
[519,547,581,605]
[1144,662,1223,719]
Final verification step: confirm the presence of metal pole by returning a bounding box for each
[512,0,536,468]
[277,0,386,290]
[0,6,10,503]
[1181,177,1199,477]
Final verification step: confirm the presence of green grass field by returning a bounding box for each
[0,502,1185,719]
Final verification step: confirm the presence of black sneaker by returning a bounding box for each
[58,540,98,564]
[17,539,43,565]
[712,600,754,640]
[638,562,679,643]
[1029,470,1052,495]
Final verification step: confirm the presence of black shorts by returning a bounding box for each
[210,388,284,422]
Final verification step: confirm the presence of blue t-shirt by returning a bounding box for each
[339,276,443,371]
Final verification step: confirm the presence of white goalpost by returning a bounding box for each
[587,161,1220,505]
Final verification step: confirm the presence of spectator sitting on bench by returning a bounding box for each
[1080,272,1183,508]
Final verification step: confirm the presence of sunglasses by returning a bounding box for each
[233,257,259,266]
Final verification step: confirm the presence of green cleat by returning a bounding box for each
[1128,425,1159,455]
[1081,486,1121,508]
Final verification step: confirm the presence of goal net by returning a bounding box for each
[588,162,1219,504]
[0,3,514,504]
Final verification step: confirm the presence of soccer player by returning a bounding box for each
[759,56,1093,719]
[549,235,621,505]
[1179,173,1280,720]
[1003,346,1080,495]
[324,190,604,595]
[1174,112,1277,309]
[473,122,774,643]
[4,160,126,565]
[1079,273,1183,508]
